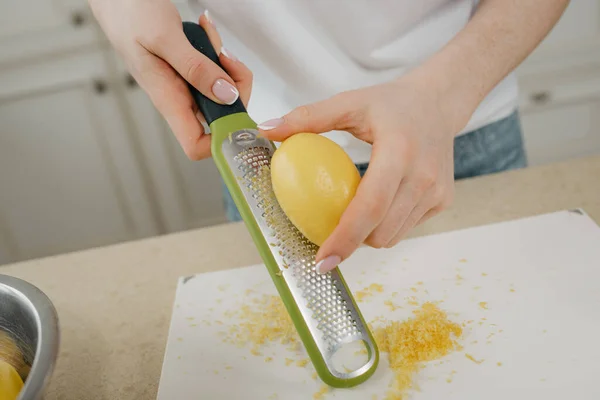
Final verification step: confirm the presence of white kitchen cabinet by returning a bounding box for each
[537,0,599,49]
[516,0,600,167]
[109,52,228,232]
[0,0,100,66]
[521,100,600,166]
[517,0,600,77]
[0,50,160,263]
[159,136,228,229]
[518,66,600,166]
[120,73,229,230]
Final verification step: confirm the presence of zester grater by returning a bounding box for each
[182,21,379,388]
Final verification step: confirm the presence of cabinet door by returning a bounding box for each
[518,68,600,166]
[0,0,99,66]
[519,0,600,74]
[110,53,228,232]
[521,99,600,166]
[128,88,228,229]
[0,50,159,264]
[536,0,599,51]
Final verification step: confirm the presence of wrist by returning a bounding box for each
[405,48,487,137]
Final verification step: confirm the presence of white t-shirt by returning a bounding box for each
[181,0,519,164]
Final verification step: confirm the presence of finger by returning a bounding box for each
[258,92,362,141]
[146,23,240,106]
[372,158,443,245]
[198,12,252,106]
[199,11,222,56]
[414,206,442,227]
[167,108,213,160]
[386,201,441,247]
[219,50,253,107]
[364,180,420,248]
[137,54,211,160]
[315,141,405,274]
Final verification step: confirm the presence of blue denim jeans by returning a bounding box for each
[223,110,527,222]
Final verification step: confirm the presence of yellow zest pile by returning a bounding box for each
[355,283,384,302]
[370,302,463,399]
[465,353,484,364]
[223,295,299,355]
[223,293,464,400]
[313,384,330,399]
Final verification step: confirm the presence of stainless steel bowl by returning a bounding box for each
[0,274,60,400]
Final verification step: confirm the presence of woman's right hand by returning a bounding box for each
[88,0,253,159]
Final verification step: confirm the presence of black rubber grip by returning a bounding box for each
[182,21,246,125]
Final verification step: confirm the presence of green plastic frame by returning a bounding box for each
[210,112,379,388]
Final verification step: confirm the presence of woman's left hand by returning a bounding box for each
[258,71,468,274]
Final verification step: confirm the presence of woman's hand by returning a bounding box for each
[259,71,466,274]
[88,1,253,159]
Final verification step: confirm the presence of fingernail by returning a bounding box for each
[199,120,211,134]
[315,255,342,274]
[212,79,239,105]
[204,10,214,25]
[221,47,238,61]
[257,118,284,130]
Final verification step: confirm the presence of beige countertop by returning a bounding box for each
[2,155,600,400]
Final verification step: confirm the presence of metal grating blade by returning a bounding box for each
[221,129,376,378]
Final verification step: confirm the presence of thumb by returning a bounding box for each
[258,92,362,141]
[153,28,240,106]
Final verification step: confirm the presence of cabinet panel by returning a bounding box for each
[0,51,158,263]
[0,1,66,38]
[516,1,600,75]
[166,145,227,228]
[0,0,99,66]
[110,50,228,231]
[119,73,190,233]
[539,0,599,49]
[521,100,600,166]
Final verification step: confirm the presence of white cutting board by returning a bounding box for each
[157,210,600,399]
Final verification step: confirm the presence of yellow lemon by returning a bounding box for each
[271,133,360,246]
[0,360,23,400]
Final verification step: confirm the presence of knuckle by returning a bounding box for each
[334,92,363,128]
[441,188,455,208]
[293,104,314,120]
[183,145,202,161]
[384,237,400,248]
[431,186,447,205]
[365,224,393,249]
[416,169,437,191]
[363,197,387,223]
[394,136,416,166]
[140,29,168,51]
[185,150,201,161]
[184,55,208,82]
[431,183,454,209]
[364,234,386,249]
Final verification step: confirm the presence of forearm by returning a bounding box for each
[413,0,570,133]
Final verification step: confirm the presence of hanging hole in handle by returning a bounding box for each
[330,339,370,376]
[71,11,86,27]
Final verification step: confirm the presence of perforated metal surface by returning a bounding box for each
[221,129,376,378]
